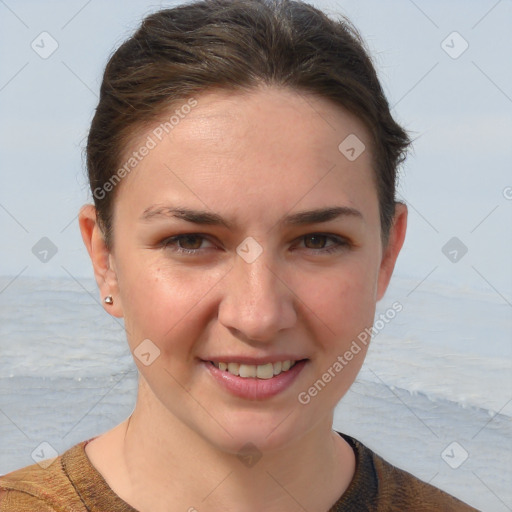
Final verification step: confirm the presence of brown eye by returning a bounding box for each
[161,234,215,255]
[297,233,350,255]
[178,235,203,250]
[304,234,328,249]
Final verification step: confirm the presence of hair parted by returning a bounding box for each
[86,0,411,249]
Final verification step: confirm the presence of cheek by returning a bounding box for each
[118,261,228,355]
[298,270,377,407]
[292,256,379,340]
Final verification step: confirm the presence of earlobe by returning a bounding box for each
[376,202,408,302]
[78,204,123,318]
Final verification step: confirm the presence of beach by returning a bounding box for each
[0,274,510,511]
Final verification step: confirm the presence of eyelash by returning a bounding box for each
[160,233,350,256]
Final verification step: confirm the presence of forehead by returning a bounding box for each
[116,86,377,217]
[126,85,372,159]
[173,86,368,148]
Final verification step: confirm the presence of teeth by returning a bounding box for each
[239,364,256,378]
[227,362,240,376]
[212,360,297,379]
[256,363,274,379]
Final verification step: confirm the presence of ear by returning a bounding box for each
[376,202,408,302]
[78,204,124,318]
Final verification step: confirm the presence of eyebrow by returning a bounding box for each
[139,205,363,229]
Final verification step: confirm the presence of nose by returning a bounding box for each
[218,249,297,343]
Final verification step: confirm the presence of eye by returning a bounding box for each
[298,233,350,254]
[159,232,350,256]
[160,234,215,255]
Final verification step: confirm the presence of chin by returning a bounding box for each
[191,406,312,456]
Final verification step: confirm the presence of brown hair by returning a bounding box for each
[86,0,410,249]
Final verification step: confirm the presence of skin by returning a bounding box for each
[79,85,407,512]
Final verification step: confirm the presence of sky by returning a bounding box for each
[0,0,511,304]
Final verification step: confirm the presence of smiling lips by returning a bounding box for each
[210,360,298,379]
[205,358,308,400]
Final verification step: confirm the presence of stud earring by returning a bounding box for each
[104,295,114,305]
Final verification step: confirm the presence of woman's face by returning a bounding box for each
[91,86,405,453]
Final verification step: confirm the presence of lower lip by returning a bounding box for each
[202,360,308,401]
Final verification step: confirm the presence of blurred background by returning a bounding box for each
[1,1,511,510]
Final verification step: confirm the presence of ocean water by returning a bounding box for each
[0,275,510,511]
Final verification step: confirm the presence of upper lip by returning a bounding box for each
[202,356,308,365]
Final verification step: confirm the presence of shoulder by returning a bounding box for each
[371,450,478,511]
[336,432,479,511]
[0,442,89,512]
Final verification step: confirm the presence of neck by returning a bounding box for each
[88,380,356,512]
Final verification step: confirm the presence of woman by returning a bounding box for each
[0,0,478,510]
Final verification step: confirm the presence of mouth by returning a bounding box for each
[209,359,302,379]
[203,358,309,400]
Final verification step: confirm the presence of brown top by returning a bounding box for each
[0,432,479,511]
